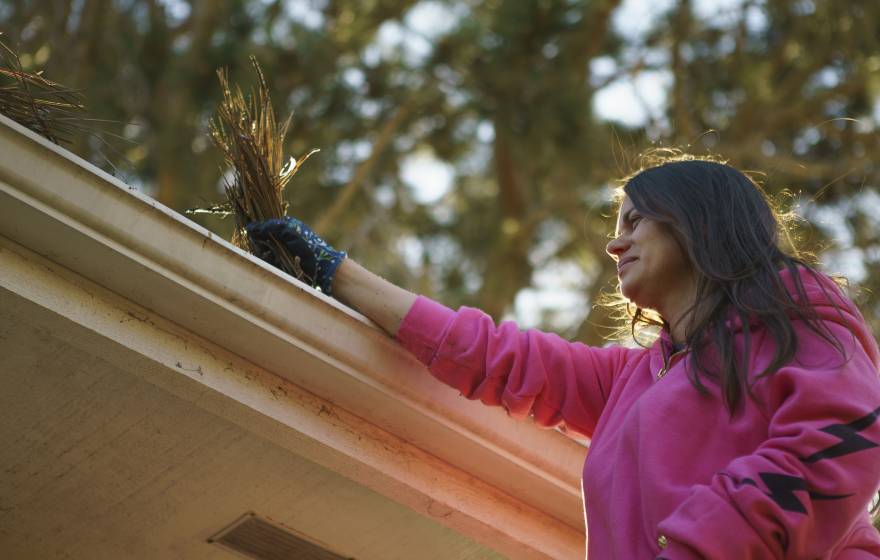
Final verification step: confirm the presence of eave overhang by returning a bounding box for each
[0,115,587,559]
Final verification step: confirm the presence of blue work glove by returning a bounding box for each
[245,217,347,295]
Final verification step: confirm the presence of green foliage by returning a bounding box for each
[2,0,879,345]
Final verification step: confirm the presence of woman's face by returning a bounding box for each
[605,195,696,322]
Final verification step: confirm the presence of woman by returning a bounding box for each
[247,157,880,558]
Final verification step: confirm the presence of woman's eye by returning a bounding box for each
[631,216,641,227]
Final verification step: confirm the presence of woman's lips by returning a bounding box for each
[617,257,637,274]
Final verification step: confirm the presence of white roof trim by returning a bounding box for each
[0,115,587,557]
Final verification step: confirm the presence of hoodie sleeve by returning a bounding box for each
[657,318,880,559]
[396,295,638,438]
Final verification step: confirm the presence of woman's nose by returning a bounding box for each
[606,235,629,258]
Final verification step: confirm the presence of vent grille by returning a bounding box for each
[209,513,353,560]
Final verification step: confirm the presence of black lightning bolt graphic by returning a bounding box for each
[720,405,879,518]
[801,405,880,464]
[740,473,851,514]
[742,473,807,513]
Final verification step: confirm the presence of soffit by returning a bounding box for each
[0,114,588,558]
[0,290,503,560]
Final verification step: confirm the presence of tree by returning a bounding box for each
[2,0,879,346]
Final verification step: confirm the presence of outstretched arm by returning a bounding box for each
[332,259,418,338]
[246,216,634,438]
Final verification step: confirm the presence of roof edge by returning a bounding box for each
[0,115,586,528]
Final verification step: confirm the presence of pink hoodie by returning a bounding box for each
[396,268,880,559]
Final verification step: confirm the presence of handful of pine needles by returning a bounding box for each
[0,35,87,145]
[202,56,319,282]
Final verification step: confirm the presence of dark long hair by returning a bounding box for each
[612,155,847,413]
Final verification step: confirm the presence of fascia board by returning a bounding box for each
[0,115,586,529]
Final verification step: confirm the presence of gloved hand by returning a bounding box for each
[245,217,347,295]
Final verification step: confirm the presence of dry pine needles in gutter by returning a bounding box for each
[0,34,87,145]
[189,56,319,285]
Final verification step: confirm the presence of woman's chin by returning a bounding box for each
[620,284,650,310]
[619,280,637,302]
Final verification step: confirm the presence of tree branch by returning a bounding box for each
[314,98,415,234]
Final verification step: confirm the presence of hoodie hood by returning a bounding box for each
[779,266,880,369]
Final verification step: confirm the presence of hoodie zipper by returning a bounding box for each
[657,348,687,380]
